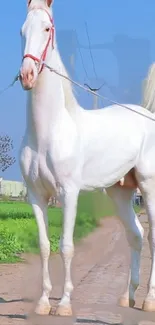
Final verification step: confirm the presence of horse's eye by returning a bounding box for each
[45,28,50,32]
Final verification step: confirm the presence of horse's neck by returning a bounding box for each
[26,49,67,139]
[26,47,80,141]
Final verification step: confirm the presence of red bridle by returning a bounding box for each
[23,8,55,74]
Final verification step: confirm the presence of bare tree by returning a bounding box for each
[0,135,16,172]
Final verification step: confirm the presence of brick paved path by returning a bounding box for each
[0,215,155,325]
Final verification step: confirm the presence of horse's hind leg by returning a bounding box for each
[137,176,155,311]
[106,186,144,308]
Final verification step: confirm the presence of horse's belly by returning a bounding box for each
[81,139,139,189]
[82,161,137,190]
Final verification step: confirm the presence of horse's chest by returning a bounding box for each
[20,146,56,191]
[20,144,77,190]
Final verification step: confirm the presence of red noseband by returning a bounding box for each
[23,9,55,74]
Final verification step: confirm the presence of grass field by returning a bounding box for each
[0,191,141,263]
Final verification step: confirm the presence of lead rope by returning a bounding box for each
[0,74,19,96]
[43,62,155,122]
[1,66,155,123]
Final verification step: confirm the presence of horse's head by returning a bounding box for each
[20,0,54,90]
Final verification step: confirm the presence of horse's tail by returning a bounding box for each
[142,63,155,113]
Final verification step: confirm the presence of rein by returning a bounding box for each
[2,65,155,122]
[23,8,55,74]
[43,63,155,122]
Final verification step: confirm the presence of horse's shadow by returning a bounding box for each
[76,320,122,325]
[0,297,32,304]
[0,313,27,319]
[0,296,60,304]
[0,313,136,325]
[0,297,30,321]
[0,314,123,324]
[0,297,139,324]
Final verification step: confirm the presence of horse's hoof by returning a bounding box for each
[142,300,155,312]
[35,303,51,315]
[53,304,73,316]
[119,297,135,308]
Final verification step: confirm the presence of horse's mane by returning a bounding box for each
[57,51,78,111]
[142,63,155,114]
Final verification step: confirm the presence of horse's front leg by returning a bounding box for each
[29,191,52,315]
[54,185,79,316]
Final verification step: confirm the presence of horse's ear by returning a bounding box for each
[27,0,32,6]
[27,0,53,8]
[46,0,54,7]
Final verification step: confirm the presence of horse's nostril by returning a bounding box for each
[30,70,34,79]
[26,70,34,82]
[19,73,23,82]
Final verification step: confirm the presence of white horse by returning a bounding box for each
[19,0,155,316]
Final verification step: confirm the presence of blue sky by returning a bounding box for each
[0,0,155,180]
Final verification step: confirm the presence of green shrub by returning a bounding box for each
[0,224,24,262]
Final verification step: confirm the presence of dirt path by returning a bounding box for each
[0,215,155,325]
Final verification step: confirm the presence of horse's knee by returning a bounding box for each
[127,226,144,251]
[60,243,74,259]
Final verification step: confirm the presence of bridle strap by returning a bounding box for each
[23,54,40,62]
[23,8,55,74]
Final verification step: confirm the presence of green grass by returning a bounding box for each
[0,191,141,263]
